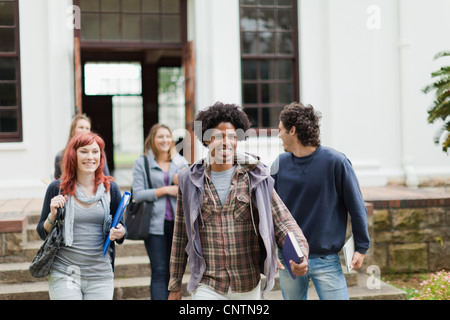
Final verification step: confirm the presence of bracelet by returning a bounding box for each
[47,215,56,225]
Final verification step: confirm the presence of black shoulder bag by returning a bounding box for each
[29,206,65,278]
[124,155,152,240]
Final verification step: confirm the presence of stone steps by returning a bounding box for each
[1,269,406,300]
[0,210,407,300]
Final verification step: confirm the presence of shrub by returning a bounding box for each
[422,51,450,153]
[410,270,450,300]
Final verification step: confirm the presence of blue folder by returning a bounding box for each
[102,191,131,256]
[282,231,305,279]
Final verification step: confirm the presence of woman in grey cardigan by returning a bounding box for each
[132,124,188,300]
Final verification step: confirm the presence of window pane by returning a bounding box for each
[162,16,180,42]
[158,67,185,132]
[122,0,140,13]
[242,60,257,80]
[84,62,142,95]
[0,109,17,132]
[278,60,293,79]
[278,83,293,103]
[240,8,257,31]
[278,33,293,54]
[0,28,15,52]
[162,0,179,13]
[101,0,119,12]
[243,107,258,127]
[143,15,159,41]
[123,14,140,41]
[260,60,274,80]
[0,57,16,80]
[241,0,257,4]
[260,0,275,6]
[142,0,159,12]
[81,13,100,40]
[242,32,257,54]
[277,9,292,30]
[81,0,99,11]
[260,32,275,54]
[261,107,283,128]
[0,83,17,106]
[101,13,120,41]
[243,83,258,104]
[259,9,275,31]
[277,0,292,6]
[261,83,275,104]
[0,2,15,26]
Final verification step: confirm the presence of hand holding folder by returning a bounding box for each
[282,231,305,279]
[102,191,131,257]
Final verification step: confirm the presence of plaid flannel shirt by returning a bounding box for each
[168,161,308,295]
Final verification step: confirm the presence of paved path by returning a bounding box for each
[1,183,448,217]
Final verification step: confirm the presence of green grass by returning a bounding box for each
[114,152,141,168]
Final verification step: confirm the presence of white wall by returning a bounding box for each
[0,0,75,199]
[192,0,241,110]
[397,0,450,180]
[191,0,243,160]
[188,0,450,184]
[298,0,450,186]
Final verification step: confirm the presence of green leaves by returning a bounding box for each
[423,51,450,153]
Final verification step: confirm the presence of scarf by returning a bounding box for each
[64,183,111,247]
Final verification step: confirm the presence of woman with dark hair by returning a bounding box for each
[131,123,188,300]
[37,132,126,300]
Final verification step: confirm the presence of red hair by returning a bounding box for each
[60,132,113,196]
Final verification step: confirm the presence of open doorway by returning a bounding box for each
[74,0,194,182]
[82,61,186,176]
[83,61,143,173]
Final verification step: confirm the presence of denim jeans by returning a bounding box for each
[48,269,114,300]
[278,251,349,300]
[144,220,174,300]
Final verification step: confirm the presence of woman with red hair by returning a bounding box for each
[53,113,110,179]
[37,132,126,300]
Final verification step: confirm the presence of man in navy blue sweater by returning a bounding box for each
[271,102,370,300]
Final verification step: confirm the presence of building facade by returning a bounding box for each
[0,0,449,199]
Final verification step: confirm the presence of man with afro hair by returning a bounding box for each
[168,102,309,300]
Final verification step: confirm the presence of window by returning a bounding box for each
[239,0,299,128]
[78,0,184,45]
[0,0,21,141]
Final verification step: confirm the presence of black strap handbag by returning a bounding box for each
[29,206,65,278]
[124,155,152,240]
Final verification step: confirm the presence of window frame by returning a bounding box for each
[74,0,187,49]
[0,0,22,142]
[239,0,299,129]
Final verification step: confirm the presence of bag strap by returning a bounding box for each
[143,154,152,189]
[129,154,152,199]
[56,183,65,223]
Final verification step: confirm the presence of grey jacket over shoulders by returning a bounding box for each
[132,150,188,235]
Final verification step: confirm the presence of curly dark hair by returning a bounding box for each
[279,102,321,147]
[192,102,252,147]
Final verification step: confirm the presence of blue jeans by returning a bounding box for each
[278,251,349,300]
[144,220,173,300]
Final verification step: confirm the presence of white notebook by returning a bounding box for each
[343,235,355,273]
